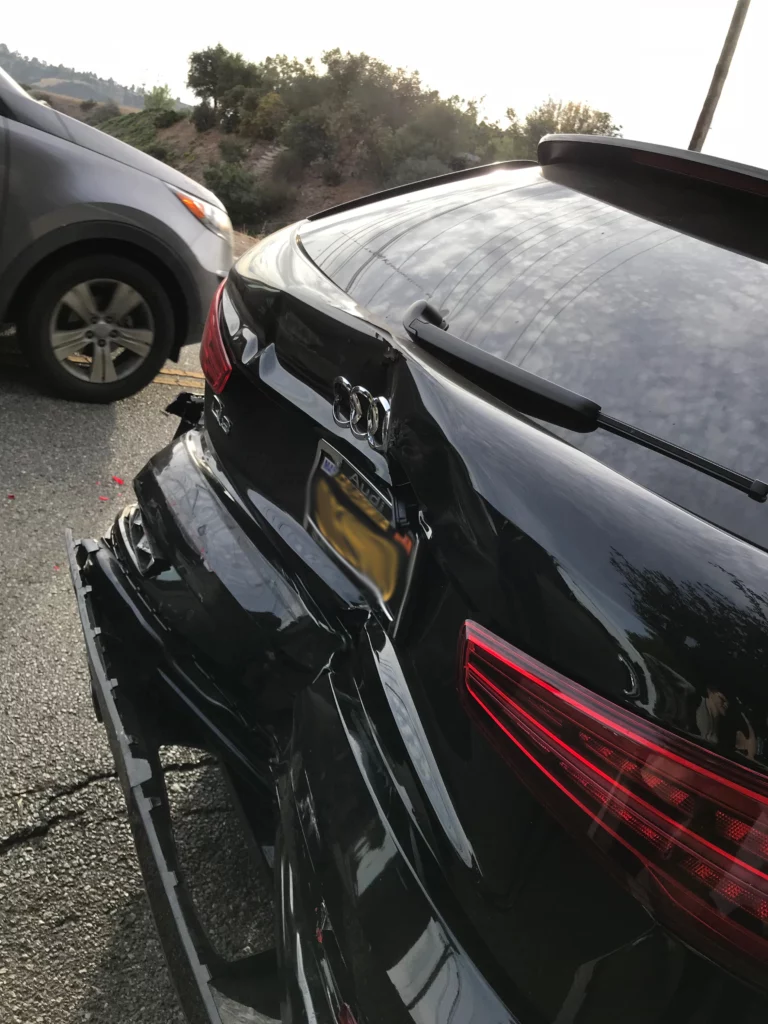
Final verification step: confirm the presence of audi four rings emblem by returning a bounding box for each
[332,377,391,451]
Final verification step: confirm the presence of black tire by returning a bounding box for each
[22,253,175,403]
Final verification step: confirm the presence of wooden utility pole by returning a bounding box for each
[689,0,752,151]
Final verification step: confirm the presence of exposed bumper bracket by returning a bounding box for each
[166,391,205,438]
[66,529,280,1024]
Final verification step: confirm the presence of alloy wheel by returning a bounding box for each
[49,278,155,384]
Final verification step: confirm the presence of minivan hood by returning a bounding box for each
[61,112,224,209]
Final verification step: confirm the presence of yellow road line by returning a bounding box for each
[153,367,205,389]
[0,348,205,391]
[156,367,205,380]
[151,377,204,389]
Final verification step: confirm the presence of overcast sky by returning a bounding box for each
[4,0,767,166]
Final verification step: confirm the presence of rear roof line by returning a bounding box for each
[538,134,768,198]
[306,160,537,222]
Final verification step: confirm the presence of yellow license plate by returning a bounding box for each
[305,442,416,618]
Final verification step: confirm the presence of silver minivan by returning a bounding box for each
[0,67,232,401]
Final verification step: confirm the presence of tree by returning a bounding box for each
[240,91,289,141]
[188,45,226,111]
[183,44,622,194]
[509,99,621,159]
[219,85,247,133]
[187,44,258,114]
[144,84,175,112]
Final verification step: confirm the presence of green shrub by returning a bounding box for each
[219,138,247,164]
[270,149,304,184]
[191,102,216,132]
[144,142,177,166]
[319,160,343,186]
[80,98,97,113]
[203,163,262,228]
[144,84,175,112]
[203,163,295,231]
[389,156,451,187]
[256,180,297,216]
[87,101,121,126]
[240,92,289,141]
[279,108,332,165]
[95,110,157,148]
[154,108,185,129]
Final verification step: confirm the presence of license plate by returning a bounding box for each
[304,441,416,619]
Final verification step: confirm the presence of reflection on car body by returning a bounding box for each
[69,137,768,1024]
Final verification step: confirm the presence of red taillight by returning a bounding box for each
[200,281,231,394]
[461,621,768,986]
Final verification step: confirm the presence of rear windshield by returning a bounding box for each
[300,167,768,549]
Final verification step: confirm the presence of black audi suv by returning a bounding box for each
[69,135,768,1024]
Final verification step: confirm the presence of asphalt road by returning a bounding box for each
[0,346,273,1023]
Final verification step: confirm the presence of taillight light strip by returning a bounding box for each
[461,621,768,985]
[469,633,768,807]
[467,665,768,886]
[200,280,232,394]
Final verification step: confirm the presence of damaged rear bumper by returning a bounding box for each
[66,529,281,1024]
[65,408,468,1024]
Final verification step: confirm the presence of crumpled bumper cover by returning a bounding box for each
[65,529,280,1024]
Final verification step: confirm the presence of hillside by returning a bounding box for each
[32,93,140,120]
[0,44,146,108]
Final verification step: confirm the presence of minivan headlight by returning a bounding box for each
[171,186,233,247]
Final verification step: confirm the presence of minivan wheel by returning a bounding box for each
[22,254,175,403]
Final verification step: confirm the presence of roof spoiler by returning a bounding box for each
[538,135,768,264]
[538,135,768,198]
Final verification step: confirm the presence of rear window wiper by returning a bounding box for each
[404,301,768,503]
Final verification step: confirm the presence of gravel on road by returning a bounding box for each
[0,348,273,1023]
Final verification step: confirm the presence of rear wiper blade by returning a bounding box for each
[596,414,768,502]
[403,301,768,503]
[404,301,601,434]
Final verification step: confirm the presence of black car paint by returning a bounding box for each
[71,162,768,1023]
[300,164,768,551]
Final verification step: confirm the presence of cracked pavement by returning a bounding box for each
[0,347,273,1023]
